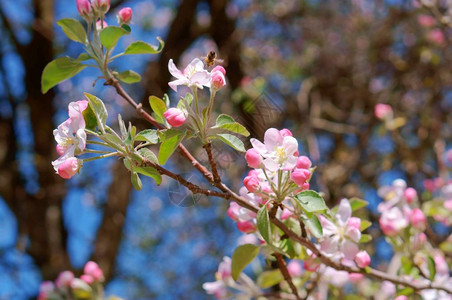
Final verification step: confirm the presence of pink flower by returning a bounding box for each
[290,168,310,186]
[84,261,104,281]
[80,274,94,285]
[374,103,392,120]
[92,0,110,13]
[417,15,436,27]
[410,208,426,229]
[347,217,361,231]
[243,175,260,193]
[379,206,408,236]
[96,20,108,31]
[236,220,256,233]
[296,156,312,169]
[427,29,445,46]
[303,257,320,272]
[163,108,186,127]
[211,66,226,76]
[55,271,75,288]
[117,7,133,24]
[38,281,55,300]
[76,0,92,18]
[203,257,231,298]
[395,296,408,300]
[287,261,303,277]
[355,251,371,268]
[56,157,81,179]
[227,202,240,221]
[210,70,226,91]
[168,58,211,92]
[245,148,262,169]
[404,187,417,204]
[349,273,364,283]
[444,199,452,211]
[279,128,293,137]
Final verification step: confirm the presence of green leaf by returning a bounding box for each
[257,270,283,288]
[279,238,296,258]
[349,197,368,212]
[57,18,86,44]
[83,104,98,131]
[360,220,372,231]
[359,234,372,243]
[213,134,245,152]
[124,38,164,55]
[149,96,167,123]
[400,256,413,274]
[304,214,323,238]
[134,166,162,185]
[116,70,141,84]
[212,114,250,136]
[158,130,185,165]
[118,114,127,140]
[294,190,327,213]
[427,256,436,281]
[41,57,87,93]
[257,206,271,245]
[121,24,131,32]
[138,148,158,164]
[135,129,159,144]
[131,172,142,191]
[76,53,93,62]
[439,240,452,254]
[231,244,260,281]
[84,93,108,132]
[397,287,414,296]
[103,133,123,150]
[99,26,129,49]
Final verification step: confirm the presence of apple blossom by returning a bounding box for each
[287,261,303,277]
[355,251,371,268]
[38,281,55,300]
[290,168,310,186]
[117,7,132,25]
[55,271,75,288]
[296,155,312,169]
[417,15,436,27]
[404,187,417,203]
[243,175,260,193]
[76,0,92,18]
[54,157,81,179]
[84,261,104,281]
[96,19,108,31]
[410,208,426,229]
[210,68,226,91]
[168,58,211,92]
[80,274,94,285]
[245,148,262,168]
[92,0,110,14]
[163,108,186,127]
[374,103,393,120]
[236,220,256,233]
[379,206,408,236]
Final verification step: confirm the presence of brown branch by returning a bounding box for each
[204,143,221,183]
[274,252,301,300]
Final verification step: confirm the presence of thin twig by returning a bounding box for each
[274,252,301,300]
[204,143,221,183]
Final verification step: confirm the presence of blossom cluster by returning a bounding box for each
[76,0,132,24]
[52,101,88,179]
[38,261,105,300]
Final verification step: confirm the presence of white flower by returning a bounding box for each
[168,58,211,92]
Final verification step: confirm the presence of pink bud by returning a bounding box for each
[410,208,426,229]
[236,221,256,233]
[117,7,133,24]
[404,187,417,204]
[243,175,260,193]
[210,70,226,91]
[301,182,310,190]
[291,168,310,186]
[57,157,80,179]
[76,0,92,17]
[245,148,262,169]
[80,274,94,284]
[355,251,371,268]
[349,273,364,283]
[417,15,436,27]
[347,217,361,231]
[55,271,75,288]
[163,108,186,127]
[92,0,110,13]
[287,261,302,277]
[96,20,108,31]
[424,179,435,192]
[395,296,408,300]
[211,66,226,76]
[428,29,445,46]
[38,281,55,300]
[227,202,240,221]
[279,128,293,137]
[413,232,427,250]
[444,199,452,211]
[84,261,104,281]
[303,258,320,272]
[280,208,292,220]
[374,103,392,120]
[296,156,312,169]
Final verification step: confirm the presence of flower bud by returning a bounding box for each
[355,251,371,268]
[410,208,426,229]
[404,187,417,204]
[57,157,80,179]
[445,199,452,211]
[303,257,320,272]
[55,271,75,288]
[417,15,436,27]
[245,148,262,169]
[76,0,92,19]
[236,221,256,233]
[287,261,302,277]
[349,273,364,283]
[96,20,108,31]
[296,155,312,169]
[211,66,226,76]
[38,281,55,300]
[163,108,186,127]
[84,261,104,281]
[227,202,240,221]
[279,128,293,137]
[92,0,110,14]
[117,7,132,25]
[210,70,226,91]
[290,168,310,186]
[243,175,260,193]
[395,296,408,300]
[71,278,92,293]
[374,103,392,120]
[80,274,94,285]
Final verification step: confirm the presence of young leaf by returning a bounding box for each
[231,244,260,281]
[158,130,185,165]
[123,38,164,55]
[257,270,283,288]
[304,214,323,238]
[131,172,142,191]
[118,114,127,140]
[359,234,372,243]
[149,96,167,123]
[427,256,436,281]
[215,114,235,125]
[84,93,108,132]
[76,53,93,62]
[212,114,250,136]
[134,166,162,185]
[360,220,372,232]
[116,70,141,84]
[294,190,327,213]
[138,148,159,164]
[213,134,246,152]
[257,206,272,245]
[99,26,129,49]
[82,104,98,132]
[135,129,159,144]
[57,18,86,44]
[41,57,87,93]
[349,197,368,212]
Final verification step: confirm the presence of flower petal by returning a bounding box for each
[336,199,351,226]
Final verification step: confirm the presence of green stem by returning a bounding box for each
[83,149,112,154]
[82,152,119,162]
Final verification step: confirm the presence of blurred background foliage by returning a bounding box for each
[0,0,451,298]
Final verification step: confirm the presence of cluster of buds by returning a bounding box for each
[76,0,132,25]
[38,261,104,300]
[52,101,88,179]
